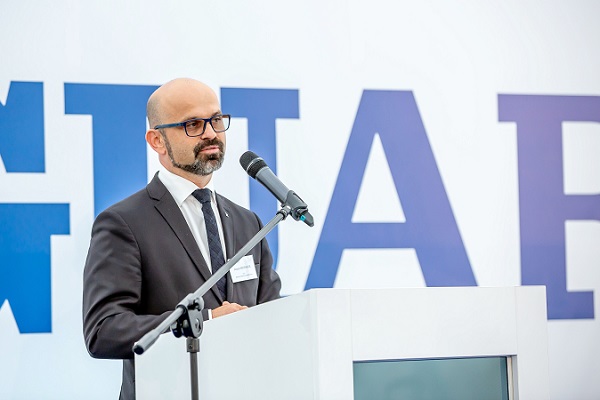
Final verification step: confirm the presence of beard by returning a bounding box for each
[164,136,225,176]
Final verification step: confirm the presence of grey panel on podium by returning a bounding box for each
[136,287,549,399]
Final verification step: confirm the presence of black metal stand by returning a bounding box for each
[132,195,311,400]
[187,338,200,400]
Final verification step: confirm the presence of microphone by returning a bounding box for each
[240,151,314,227]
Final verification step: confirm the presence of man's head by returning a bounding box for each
[146,78,228,183]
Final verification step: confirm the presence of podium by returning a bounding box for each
[136,287,549,399]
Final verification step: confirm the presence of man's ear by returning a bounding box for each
[146,129,166,155]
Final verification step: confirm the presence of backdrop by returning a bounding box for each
[1,1,599,398]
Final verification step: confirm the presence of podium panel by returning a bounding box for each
[136,287,549,399]
[354,356,511,399]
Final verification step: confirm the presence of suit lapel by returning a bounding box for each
[147,174,224,302]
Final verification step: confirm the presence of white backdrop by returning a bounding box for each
[1,1,599,399]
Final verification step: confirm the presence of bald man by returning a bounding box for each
[82,78,281,400]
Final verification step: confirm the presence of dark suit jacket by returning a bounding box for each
[82,174,281,399]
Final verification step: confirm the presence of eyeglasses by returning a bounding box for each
[154,114,231,137]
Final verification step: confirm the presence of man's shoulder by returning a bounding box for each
[98,177,167,218]
[105,188,151,213]
[216,193,266,225]
[216,193,253,215]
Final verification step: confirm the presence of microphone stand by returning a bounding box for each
[132,196,309,400]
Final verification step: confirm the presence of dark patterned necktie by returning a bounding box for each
[192,189,227,299]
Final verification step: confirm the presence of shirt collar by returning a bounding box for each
[157,167,216,207]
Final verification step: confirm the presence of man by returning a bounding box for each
[82,78,281,399]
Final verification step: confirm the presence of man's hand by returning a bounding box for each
[211,301,248,318]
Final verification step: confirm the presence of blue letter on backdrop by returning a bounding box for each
[305,90,476,289]
[65,83,157,216]
[221,88,299,269]
[0,81,45,172]
[499,94,600,319]
[0,204,70,333]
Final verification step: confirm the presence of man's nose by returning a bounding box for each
[199,123,217,140]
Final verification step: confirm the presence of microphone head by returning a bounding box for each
[239,151,267,178]
[239,150,258,170]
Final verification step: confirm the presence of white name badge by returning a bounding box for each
[229,255,258,283]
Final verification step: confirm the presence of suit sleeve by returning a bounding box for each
[82,209,170,360]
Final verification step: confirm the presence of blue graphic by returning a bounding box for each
[305,90,476,289]
[0,81,45,172]
[2,80,596,327]
[221,88,300,270]
[64,83,157,216]
[0,204,70,333]
[499,94,600,319]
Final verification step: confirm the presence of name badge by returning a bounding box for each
[230,255,258,283]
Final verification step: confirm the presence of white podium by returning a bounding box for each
[136,287,549,399]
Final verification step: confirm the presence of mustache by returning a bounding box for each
[193,138,224,157]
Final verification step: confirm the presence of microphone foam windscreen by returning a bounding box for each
[239,151,267,178]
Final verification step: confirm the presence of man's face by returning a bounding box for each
[161,127,225,176]
[159,86,227,176]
